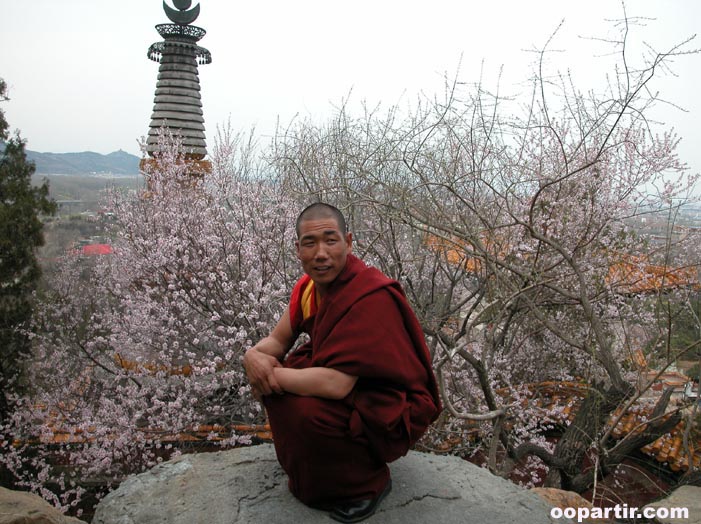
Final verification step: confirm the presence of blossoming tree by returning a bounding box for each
[1,130,301,509]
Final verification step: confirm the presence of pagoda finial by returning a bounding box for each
[163,0,201,26]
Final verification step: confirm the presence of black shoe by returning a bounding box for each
[329,479,392,523]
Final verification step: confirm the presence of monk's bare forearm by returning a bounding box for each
[251,336,287,360]
[274,367,358,400]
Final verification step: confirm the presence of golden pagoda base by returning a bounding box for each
[140,157,212,177]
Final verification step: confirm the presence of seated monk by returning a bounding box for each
[243,202,441,523]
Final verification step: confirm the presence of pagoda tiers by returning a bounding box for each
[143,0,211,172]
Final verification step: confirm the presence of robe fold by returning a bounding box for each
[264,254,441,506]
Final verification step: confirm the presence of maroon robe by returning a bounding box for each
[263,255,441,506]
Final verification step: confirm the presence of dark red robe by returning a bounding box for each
[263,254,441,506]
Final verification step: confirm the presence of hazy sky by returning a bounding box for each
[1,0,700,176]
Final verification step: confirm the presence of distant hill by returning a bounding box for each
[25,148,141,176]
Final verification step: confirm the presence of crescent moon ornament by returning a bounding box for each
[172,0,192,9]
[163,0,200,25]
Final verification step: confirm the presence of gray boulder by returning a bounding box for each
[645,485,701,524]
[0,486,88,524]
[93,444,571,524]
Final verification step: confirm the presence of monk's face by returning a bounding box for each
[295,217,353,294]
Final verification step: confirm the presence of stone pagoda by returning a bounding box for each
[142,0,211,174]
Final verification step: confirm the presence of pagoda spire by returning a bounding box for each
[145,1,211,163]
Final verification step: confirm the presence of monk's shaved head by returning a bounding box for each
[296,203,347,238]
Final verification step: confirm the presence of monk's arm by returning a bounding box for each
[244,306,295,398]
[273,367,358,400]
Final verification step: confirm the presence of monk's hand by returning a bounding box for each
[243,347,284,397]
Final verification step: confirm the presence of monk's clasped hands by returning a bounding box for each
[243,347,284,400]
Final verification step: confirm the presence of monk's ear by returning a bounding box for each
[345,232,353,252]
[294,240,301,259]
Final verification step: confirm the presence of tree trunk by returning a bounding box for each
[568,387,681,493]
[544,382,630,490]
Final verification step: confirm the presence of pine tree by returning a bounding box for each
[0,78,56,423]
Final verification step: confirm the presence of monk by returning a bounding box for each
[243,203,440,523]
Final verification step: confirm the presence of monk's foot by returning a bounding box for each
[329,479,392,523]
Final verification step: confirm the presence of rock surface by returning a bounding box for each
[93,444,572,524]
[645,485,701,524]
[0,486,87,524]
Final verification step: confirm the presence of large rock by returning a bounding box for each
[645,485,701,524]
[0,487,87,524]
[93,444,571,524]
[531,488,615,524]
